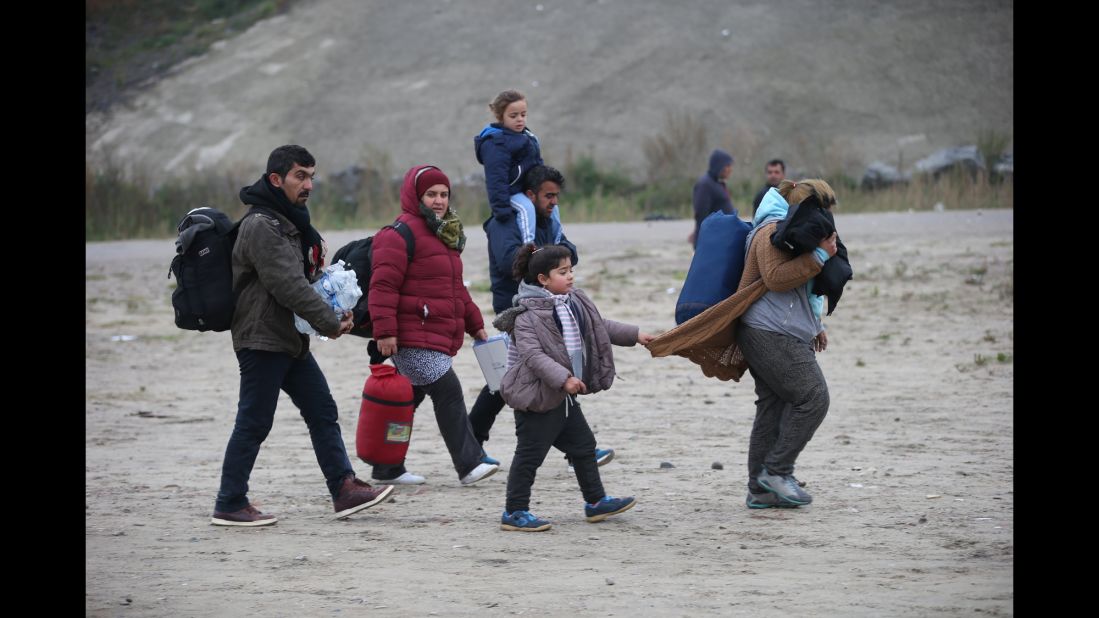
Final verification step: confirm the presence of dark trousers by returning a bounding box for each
[468,384,506,444]
[469,384,597,466]
[371,368,483,480]
[736,324,830,493]
[505,396,605,513]
[215,349,354,513]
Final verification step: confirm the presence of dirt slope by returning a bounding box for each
[85,0,1013,182]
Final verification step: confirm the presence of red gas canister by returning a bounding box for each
[356,363,415,465]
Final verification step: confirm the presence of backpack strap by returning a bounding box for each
[383,219,416,262]
[348,220,417,340]
[235,205,279,231]
[229,205,282,293]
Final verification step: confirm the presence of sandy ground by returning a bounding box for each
[86,210,1013,616]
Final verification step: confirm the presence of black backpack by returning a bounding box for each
[170,208,414,335]
[331,220,415,338]
[169,206,276,331]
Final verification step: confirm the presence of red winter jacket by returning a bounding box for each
[367,165,485,355]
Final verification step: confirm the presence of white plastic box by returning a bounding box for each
[473,334,511,392]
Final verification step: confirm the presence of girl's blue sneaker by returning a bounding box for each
[481,453,500,466]
[500,510,552,532]
[584,495,636,522]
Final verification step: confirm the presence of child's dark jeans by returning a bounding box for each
[505,395,605,513]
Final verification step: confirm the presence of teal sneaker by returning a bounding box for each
[746,491,800,509]
[757,467,813,506]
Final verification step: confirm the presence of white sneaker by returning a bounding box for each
[372,472,426,485]
[460,462,499,486]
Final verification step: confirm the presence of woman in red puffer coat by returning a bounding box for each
[367,164,500,487]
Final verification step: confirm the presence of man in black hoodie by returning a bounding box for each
[211,145,395,527]
[690,149,737,247]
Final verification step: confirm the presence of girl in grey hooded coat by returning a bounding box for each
[493,244,653,532]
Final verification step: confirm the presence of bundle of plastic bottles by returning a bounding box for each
[294,260,362,337]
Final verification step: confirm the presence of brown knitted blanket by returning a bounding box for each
[645,222,822,381]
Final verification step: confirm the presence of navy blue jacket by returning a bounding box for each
[474,123,544,219]
[751,184,771,216]
[483,212,578,314]
[692,149,737,246]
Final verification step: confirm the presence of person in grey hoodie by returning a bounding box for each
[738,179,839,510]
[492,244,654,531]
[690,148,737,247]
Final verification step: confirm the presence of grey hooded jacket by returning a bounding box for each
[495,286,638,412]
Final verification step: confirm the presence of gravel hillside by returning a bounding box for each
[85,0,1013,181]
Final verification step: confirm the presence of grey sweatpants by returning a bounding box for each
[735,324,830,493]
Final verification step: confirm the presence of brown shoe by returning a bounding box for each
[333,476,394,519]
[211,504,277,527]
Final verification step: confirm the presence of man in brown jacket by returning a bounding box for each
[211,145,394,527]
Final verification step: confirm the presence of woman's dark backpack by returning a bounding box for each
[331,221,415,338]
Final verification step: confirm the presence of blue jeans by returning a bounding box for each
[214,349,354,513]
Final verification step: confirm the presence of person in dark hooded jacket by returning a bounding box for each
[690,149,738,247]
